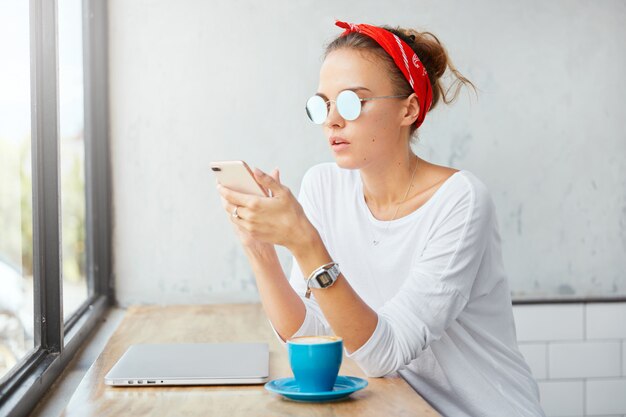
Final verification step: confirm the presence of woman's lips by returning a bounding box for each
[331,143,350,152]
[330,137,350,152]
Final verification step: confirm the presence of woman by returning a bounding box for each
[217,20,545,417]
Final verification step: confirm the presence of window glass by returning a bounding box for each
[58,0,89,322]
[0,0,35,381]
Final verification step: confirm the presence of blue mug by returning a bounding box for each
[287,335,343,392]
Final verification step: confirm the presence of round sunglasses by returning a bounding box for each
[305,89,409,124]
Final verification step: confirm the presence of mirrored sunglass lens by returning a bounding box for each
[336,90,361,121]
[306,95,327,124]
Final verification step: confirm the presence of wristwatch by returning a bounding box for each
[305,262,340,299]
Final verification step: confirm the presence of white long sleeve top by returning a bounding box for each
[272,162,544,417]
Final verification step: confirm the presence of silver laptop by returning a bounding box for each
[104,342,269,386]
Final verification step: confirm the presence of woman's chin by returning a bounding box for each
[333,156,363,171]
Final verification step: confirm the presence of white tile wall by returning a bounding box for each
[586,379,626,415]
[586,304,626,339]
[514,304,584,342]
[549,341,621,378]
[538,380,584,416]
[512,302,626,417]
[519,343,548,379]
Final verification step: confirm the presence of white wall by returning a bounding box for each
[108,0,626,306]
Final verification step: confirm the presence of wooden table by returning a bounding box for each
[61,304,440,416]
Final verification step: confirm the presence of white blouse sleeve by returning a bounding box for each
[346,178,494,377]
[269,167,333,344]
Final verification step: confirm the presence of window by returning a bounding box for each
[0,1,112,415]
[0,0,34,383]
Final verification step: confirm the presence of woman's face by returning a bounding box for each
[317,48,413,170]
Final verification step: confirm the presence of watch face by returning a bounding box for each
[317,272,333,288]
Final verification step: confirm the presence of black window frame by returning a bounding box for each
[0,1,112,416]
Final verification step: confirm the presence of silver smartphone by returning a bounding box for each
[210,160,268,197]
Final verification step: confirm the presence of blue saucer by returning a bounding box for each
[264,375,368,402]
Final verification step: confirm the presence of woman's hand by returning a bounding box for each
[217,167,316,252]
[217,168,278,252]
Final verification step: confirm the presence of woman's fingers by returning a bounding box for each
[221,198,247,221]
[253,168,283,197]
[217,175,301,247]
[217,184,259,207]
[270,167,281,184]
[220,196,243,219]
[221,199,268,238]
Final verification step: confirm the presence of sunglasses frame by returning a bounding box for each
[306,89,410,124]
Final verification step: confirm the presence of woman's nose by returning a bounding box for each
[324,101,345,128]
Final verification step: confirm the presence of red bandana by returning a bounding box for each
[335,20,433,128]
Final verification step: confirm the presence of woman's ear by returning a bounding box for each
[400,93,420,127]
